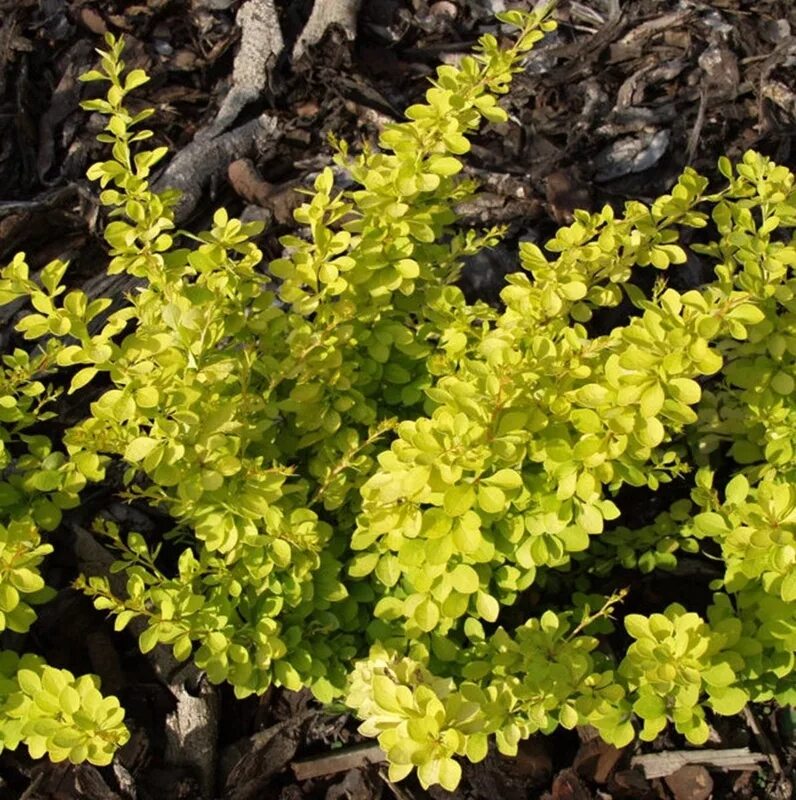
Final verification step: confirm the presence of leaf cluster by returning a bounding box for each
[0,653,128,765]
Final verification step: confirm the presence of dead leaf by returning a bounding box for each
[664,765,714,800]
[551,768,591,800]
[295,99,321,118]
[544,169,592,224]
[77,8,108,35]
[325,767,383,800]
[593,129,671,182]
[698,43,739,99]
[228,158,273,205]
[610,767,655,799]
[574,738,624,784]
[262,181,306,226]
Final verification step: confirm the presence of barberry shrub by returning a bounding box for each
[0,7,795,789]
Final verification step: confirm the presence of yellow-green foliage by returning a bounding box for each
[0,256,127,763]
[1,7,795,787]
[0,653,129,765]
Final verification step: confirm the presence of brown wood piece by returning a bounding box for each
[632,748,767,780]
[292,743,386,782]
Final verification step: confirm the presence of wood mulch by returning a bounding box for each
[1,0,795,798]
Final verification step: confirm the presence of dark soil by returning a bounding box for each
[1,1,795,799]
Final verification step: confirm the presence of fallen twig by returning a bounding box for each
[199,0,284,140]
[293,0,362,60]
[153,112,280,221]
[18,772,44,800]
[379,768,419,800]
[292,743,385,781]
[743,704,784,775]
[632,748,767,780]
[0,184,79,219]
